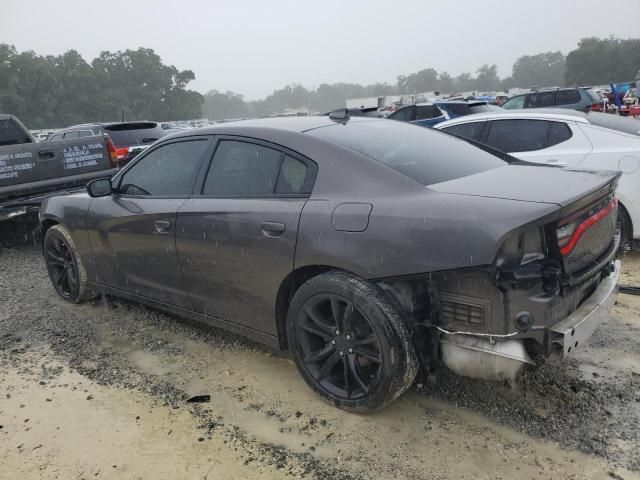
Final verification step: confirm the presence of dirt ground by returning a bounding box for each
[1,220,639,480]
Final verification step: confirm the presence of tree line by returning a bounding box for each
[204,37,640,120]
[1,37,639,128]
[0,45,203,129]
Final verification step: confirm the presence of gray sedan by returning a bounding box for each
[40,116,621,411]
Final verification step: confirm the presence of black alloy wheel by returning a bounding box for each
[287,271,418,412]
[45,234,79,299]
[296,294,382,401]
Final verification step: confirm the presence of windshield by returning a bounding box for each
[309,120,506,186]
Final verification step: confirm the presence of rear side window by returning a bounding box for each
[416,105,442,120]
[309,120,506,186]
[486,120,548,152]
[275,155,309,194]
[389,106,416,122]
[118,139,209,196]
[441,122,486,141]
[0,118,32,146]
[555,90,581,105]
[105,122,166,147]
[547,122,573,147]
[527,92,554,108]
[204,141,282,196]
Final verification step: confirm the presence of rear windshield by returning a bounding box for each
[585,88,602,103]
[469,104,502,114]
[309,120,506,186]
[439,103,469,116]
[586,112,640,136]
[105,122,166,146]
[0,118,33,146]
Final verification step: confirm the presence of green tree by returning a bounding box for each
[202,90,249,120]
[565,37,640,86]
[512,51,565,88]
[475,64,500,92]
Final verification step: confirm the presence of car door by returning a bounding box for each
[176,137,317,335]
[483,119,590,166]
[86,136,213,308]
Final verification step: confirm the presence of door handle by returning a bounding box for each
[261,221,286,237]
[38,150,55,159]
[154,220,172,234]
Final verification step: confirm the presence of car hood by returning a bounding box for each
[428,164,619,207]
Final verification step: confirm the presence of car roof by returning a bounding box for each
[63,121,159,130]
[434,109,589,128]
[412,100,488,107]
[177,115,376,136]
[435,100,488,106]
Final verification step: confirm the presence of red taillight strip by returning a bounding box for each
[559,197,617,255]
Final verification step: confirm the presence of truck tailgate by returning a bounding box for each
[0,135,110,190]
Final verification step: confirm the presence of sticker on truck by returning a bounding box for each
[0,136,110,189]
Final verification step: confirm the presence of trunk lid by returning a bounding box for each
[429,164,619,207]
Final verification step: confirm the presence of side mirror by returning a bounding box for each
[87,178,113,197]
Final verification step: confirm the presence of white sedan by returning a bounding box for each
[435,110,640,243]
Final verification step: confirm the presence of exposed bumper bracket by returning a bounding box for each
[550,260,620,356]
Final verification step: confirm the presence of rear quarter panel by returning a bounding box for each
[295,190,560,279]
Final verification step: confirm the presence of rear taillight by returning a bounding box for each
[105,135,128,168]
[590,102,603,111]
[557,197,617,255]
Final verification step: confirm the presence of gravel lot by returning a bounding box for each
[1,218,639,479]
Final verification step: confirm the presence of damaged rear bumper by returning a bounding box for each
[550,260,620,356]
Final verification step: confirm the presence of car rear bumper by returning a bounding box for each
[550,260,620,356]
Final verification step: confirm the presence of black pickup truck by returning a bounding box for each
[0,114,116,220]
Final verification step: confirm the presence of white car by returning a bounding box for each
[435,109,640,243]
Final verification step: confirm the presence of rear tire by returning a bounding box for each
[43,225,96,303]
[286,271,418,413]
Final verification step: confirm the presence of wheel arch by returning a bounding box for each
[274,265,435,356]
[40,216,62,251]
[275,264,338,350]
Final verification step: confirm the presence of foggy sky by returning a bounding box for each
[2,0,639,100]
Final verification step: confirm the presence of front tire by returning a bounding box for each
[44,225,96,303]
[286,271,417,412]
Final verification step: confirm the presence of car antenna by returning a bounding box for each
[329,108,350,124]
